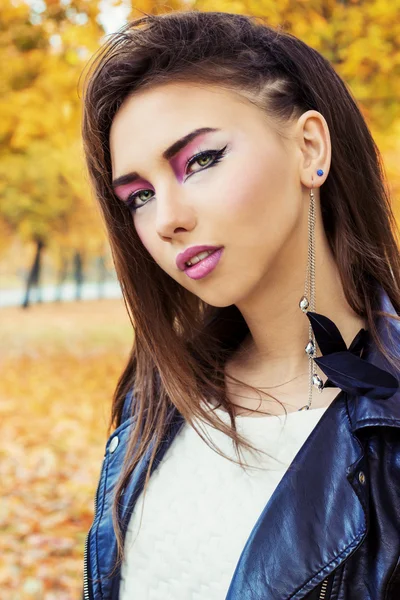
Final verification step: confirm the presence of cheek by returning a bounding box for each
[133,216,168,269]
[133,221,153,257]
[215,150,285,220]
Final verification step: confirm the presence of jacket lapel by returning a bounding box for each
[225,389,368,599]
[349,286,400,430]
[118,409,186,538]
[109,410,185,599]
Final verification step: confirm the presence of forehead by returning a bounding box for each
[111,81,247,133]
[109,82,256,168]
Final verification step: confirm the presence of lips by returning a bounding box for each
[176,245,223,271]
[183,247,224,280]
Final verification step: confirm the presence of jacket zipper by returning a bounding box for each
[318,576,330,599]
[83,526,92,600]
[83,456,104,600]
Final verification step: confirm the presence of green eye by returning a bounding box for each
[186,150,219,174]
[126,188,154,210]
[139,190,152,200]
[196,155,212,167]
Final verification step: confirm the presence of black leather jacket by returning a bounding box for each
[83,286,400,599]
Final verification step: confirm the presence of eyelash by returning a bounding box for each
[125,145,228,211]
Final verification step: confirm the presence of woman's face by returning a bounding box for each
[110,81,308,308]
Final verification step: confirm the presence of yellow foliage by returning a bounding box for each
[0,0,106,253]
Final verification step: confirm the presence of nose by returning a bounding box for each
[155,182,196,240]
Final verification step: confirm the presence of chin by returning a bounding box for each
[193,288,241,309]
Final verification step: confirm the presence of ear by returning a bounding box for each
[295,110,331,189]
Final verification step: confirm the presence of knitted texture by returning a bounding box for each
[119,404,328,599]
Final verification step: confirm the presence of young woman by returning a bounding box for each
[80,10,400,600]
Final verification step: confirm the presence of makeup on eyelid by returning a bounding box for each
[114,178,152,202]
[170,132,216,183]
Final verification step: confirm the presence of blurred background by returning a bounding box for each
[1,0,399,598]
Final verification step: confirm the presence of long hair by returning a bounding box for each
[80,9,400,576]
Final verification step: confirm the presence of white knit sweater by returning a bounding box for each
[119,403,329,599]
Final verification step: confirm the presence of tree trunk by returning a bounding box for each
[22,239,45,309]
[73,251,84,301]
[54,253,69,302]
[97,254,107,299]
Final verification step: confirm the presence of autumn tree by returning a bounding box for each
[0,0,107,303]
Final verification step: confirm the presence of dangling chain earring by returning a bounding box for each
[298,170,325,411]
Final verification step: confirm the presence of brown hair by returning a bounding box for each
[80,9,400,577]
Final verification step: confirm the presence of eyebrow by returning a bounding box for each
[111,126,220,189]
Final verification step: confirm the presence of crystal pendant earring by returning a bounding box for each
[298,170,325,410]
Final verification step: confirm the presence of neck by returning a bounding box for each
[231,201,366,393]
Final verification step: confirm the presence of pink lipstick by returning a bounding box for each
[183,247,224,280]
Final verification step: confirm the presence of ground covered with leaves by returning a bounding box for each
[0,298,132,599]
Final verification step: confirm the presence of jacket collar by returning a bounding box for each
[349,285,400,430]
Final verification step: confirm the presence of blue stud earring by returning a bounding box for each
[317,169,324,176]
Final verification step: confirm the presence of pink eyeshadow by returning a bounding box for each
[114,178,152,201]
[171,133,212,183]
